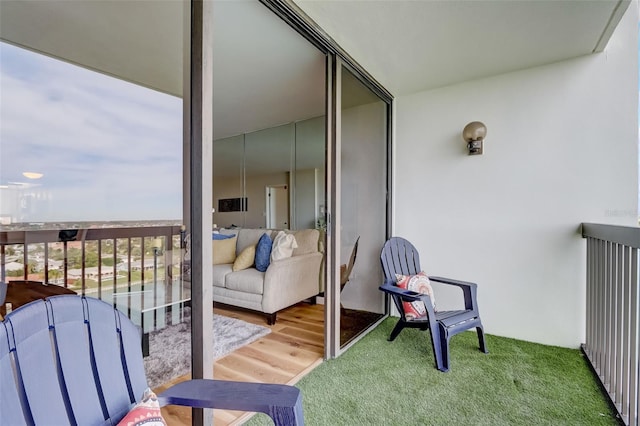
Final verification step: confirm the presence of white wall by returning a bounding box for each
[295,116,326,229]
[214,171,288,228]
[394,3,638,348]
[212,117,326,230]
[294,168,318,229]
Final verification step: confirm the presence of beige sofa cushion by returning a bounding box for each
[221,228,275,255]
[213,236,237,265]
[225,268,265,294]
[288,229,320,256]
[212,263,232,287]
[233,245,256,271]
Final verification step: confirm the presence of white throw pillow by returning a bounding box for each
[271,231,298,262]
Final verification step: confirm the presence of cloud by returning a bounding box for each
[0,42,183,222]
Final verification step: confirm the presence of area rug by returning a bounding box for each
[144,310,271,388]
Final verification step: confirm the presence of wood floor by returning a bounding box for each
[155,302,325,425]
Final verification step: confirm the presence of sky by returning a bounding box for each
[0,42,183,223]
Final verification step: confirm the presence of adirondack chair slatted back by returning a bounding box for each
[1,316,34,425]
[2,294,306,426]
[380,237,422,317]
[4,301,72,424]
[80,296,147,420]
[48,296,106,425]
[380,237,421,281]
[1,296,148,425]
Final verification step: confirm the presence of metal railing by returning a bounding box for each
[0,225,189,342]
[582,222,640,425]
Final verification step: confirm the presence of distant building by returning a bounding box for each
[120,258,162,272]
[68,267,115,281]
[5,261,23,272]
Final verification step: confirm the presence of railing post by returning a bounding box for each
[582,223,640,426]
[615,243,623,407]
[622,245,631,422]
[0,244,5,282]
[588,237,595,359]
[629,248,638,426]
[604,241,612,386]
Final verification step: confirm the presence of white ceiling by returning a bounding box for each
[0,0,630,137]
[211,1,325,139]
[294,0,630,96]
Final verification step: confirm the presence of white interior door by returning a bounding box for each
[266,184,289,229]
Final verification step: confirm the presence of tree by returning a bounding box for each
[7,269,23,277]
[102,241,114,255]
[85,251,99,268]
[67,248,82,269]
[102,257,120,267]
[50,248,64,261]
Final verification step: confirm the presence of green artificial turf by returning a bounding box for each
[245,318,620,425]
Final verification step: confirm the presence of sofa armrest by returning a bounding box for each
[262,252,323,314]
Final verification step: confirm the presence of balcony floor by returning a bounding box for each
[155,302,325,425]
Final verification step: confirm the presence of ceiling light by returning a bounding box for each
[22,172,43,179]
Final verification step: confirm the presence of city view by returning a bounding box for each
[1,220,189,333]
[2,221,182,281]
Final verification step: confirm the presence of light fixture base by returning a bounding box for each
[467,140,483,155]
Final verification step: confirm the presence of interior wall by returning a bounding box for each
[212,175,243,228]
[394,2,638,348]
[213,172,288,229]
[212,117,326,230]
[294,169,318,229]
[295,116,326,229]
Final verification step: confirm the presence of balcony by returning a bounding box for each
[2,222,640,425]
[0,224,189,353]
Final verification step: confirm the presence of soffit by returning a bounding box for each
[294,0,630,95]
[0,0,184,97]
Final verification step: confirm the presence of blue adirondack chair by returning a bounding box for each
[0,295,304,425]
[379,237,488,372]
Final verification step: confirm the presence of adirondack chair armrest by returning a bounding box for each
[379,282,436,307]
[428,276,479,311]
[379,282,437,323]
[158,379,304,425]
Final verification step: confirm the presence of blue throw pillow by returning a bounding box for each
[254,232,272,272]
[213,233,235,240]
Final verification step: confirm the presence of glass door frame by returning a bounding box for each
[258,0,394,360]
[324,55,394,358]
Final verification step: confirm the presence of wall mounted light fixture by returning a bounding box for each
[462,121,487,155]
[22,172,43,179]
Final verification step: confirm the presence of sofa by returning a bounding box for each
[211,228,323,324]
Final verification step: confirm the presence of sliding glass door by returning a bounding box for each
[337,66,388,348]
[207,0,392,360]
[325,56,391,357]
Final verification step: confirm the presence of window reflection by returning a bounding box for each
[0,42,182,228]
[212,118,326,231]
